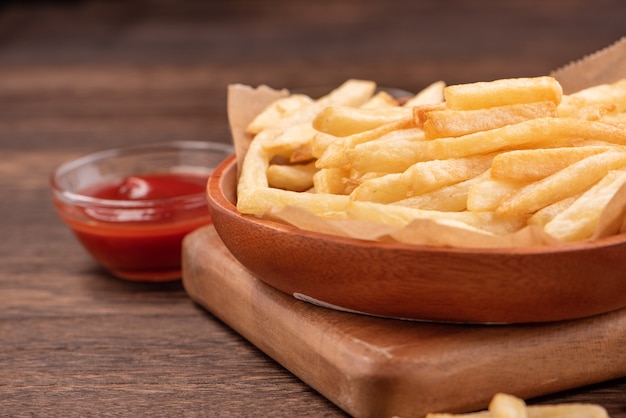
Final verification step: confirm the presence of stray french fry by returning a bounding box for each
[526,404,608,418]
[426,393,609,418]
[489,393,527,418]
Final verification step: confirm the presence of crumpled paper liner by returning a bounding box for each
[226,39,626,249]
[227,84,288,178]
[551,37,626,94]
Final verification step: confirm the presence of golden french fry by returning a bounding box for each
[272,78,376,129]
[237,187,349,217]
[497,149,626,216]
[544,169,626,241]
[246,94,313,134]
[557,95,585,118]
[467,179,526,212]
[312,105,412,137]
[238,136,271,193]
[426,412,490,418]
[558,80,626,119]
[352,118,553,173]
[350,118,626,173]
[361,90,399,108]
[527,195,579,227]
[491,146,612,182]
[570,78,626,112]
[599,110,626,127]
[266,162,317,192]
[312,167,349,194]
[444,76,563,110]
[560,101,617,121]
[413,103,447,126]
[404,80,446,107]
[395,170,491,212]
[526,404,609,418]
[289,142,314,163]
[422,101,557,139]
[403,154,495,195]
[489,393,527,418]
[315,117,416,169]
[310,131,339,159]
[427,393,609,418]
[349,172,406,203]
[343,170,385,195]
[351,155,493,204]
[261,123,318,157]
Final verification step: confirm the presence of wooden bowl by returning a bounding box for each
[206,155,626,323]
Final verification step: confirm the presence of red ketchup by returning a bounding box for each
[61,172,211,281]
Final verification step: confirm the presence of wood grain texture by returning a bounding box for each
[2,0,626,416]
[183,226,626,418]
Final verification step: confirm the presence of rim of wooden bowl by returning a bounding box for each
[206,154,626,323]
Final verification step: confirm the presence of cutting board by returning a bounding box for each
[182,226,626,418]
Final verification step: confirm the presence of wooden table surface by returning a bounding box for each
[1,1,625,416]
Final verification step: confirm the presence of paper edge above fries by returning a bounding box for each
[226,39,626,250]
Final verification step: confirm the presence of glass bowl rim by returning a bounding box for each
[51,140,234,208]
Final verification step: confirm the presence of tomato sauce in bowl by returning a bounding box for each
[51,141,233,281]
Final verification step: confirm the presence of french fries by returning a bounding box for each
[420,101,557,139]
[266,161,317,192]
[544,169,626,241]
[443,76,563,110]
[351,154,495,204]
[312,105,413,137]
[425,393,608,418]
[235,75,626,244]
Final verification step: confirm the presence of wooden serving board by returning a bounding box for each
[182,226,626,418]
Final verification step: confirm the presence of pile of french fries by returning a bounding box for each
[237,76,626,243]
[424,393,608,418]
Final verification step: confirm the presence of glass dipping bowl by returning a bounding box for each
[51,141,233,282]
